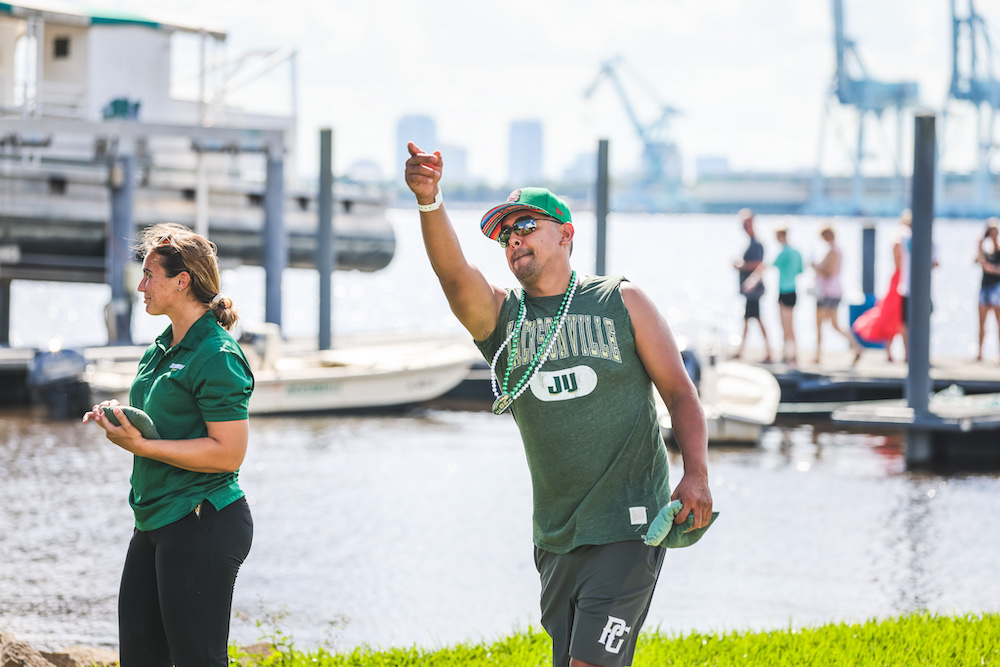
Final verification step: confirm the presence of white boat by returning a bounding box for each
[655,356,781,444]
[831,384,1000,429]
[0,3,395,287]
[86,326,480,415]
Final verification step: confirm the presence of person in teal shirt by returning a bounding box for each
[772,226,803,365]
[83,223,253,666]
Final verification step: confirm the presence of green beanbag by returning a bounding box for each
[642,499,719,548]
[103,405,160,439]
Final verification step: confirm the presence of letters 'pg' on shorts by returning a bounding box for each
[534,540,666,667]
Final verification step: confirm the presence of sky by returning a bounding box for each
[51,0,1000,186]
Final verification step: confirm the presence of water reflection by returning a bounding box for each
[2,410,998,652]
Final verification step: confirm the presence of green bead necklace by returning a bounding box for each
[490,271,578,415]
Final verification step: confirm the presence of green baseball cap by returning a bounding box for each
[480,187,572,241]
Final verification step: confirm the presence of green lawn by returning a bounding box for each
[230,611,999,666]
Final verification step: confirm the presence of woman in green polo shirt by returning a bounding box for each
[83,223,254,666]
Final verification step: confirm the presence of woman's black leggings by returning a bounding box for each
[118,498,253,667]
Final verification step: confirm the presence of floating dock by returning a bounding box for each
[763,352,1000,417]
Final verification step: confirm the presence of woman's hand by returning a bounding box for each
[82,400,148,455]
[81,399,121,425]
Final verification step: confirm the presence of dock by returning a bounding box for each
[433,348,1000,419]
[761,351,1000,416]
[6,344,999,411]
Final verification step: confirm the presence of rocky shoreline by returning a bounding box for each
[0,632,118,667]
[1,631,275,667]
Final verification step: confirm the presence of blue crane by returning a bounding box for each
[815,0,919,214]
[946,0,1000,213]
[583,57,681,189]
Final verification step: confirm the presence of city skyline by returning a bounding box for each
[48,0,1000,187]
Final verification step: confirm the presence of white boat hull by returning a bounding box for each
[86,334,479,415]
[656,360,781,444]
[248,343,476,414]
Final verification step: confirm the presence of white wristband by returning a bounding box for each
[417,188,443,212]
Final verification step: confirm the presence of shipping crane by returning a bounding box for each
[944,0,1000,213]
[584,57,681,189]
[813,0,919,214]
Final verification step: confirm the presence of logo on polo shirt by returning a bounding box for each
[599,615,631,654]
[169,363,185,370]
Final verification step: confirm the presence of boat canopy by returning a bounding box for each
[0,1,227,40]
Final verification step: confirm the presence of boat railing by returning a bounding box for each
[0,76,89,120]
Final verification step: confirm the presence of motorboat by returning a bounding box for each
[655,351,781,444]
[86,325,480,415]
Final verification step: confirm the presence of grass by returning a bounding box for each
[229,611,1000,666]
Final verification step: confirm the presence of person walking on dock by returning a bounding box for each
[811,224,862,365]
[772,225,803,365]
[82,223,254,667]
[405,143,713,667]
[976,217,1000,362]
[732,208,773,362]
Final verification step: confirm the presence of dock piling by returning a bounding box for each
[108,154,135,345]
[0,278,10,346]
[905,112,936,466]
[264,155,286,329]
[317,128,335,350]
[862,223,875,297]
[595,139,609,276]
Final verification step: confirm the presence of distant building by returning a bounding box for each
[508,120,543,185]
[396,114,437,180]
[562,151,597,184]
[347,159,382,184]
[441,144,470,185]
[695,156,731,179]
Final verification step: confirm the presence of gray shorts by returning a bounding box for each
[534,541,666,667]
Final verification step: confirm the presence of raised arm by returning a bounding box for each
[404,142,506,340]
[620,282,712,529]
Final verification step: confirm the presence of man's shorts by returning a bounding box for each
[778,292,797,308]
[980,283,1000,308]
[744,296,761,320]
[534,541,666,667]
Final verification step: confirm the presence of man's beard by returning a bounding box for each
[510,250,539,282]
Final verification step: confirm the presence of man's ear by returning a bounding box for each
[561,223,575,246]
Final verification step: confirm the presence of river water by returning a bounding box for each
[2,210,1000,651]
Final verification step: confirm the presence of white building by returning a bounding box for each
[395,114,436,179]
[508,119,543,186]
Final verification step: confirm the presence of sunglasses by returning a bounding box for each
[498,218,562,248]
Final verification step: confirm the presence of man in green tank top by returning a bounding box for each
[405,143,713,667]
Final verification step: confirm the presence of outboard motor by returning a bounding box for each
[680,348,702,391]
[28,349,92,419]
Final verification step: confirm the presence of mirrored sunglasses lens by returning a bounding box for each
[497,218,540,248]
